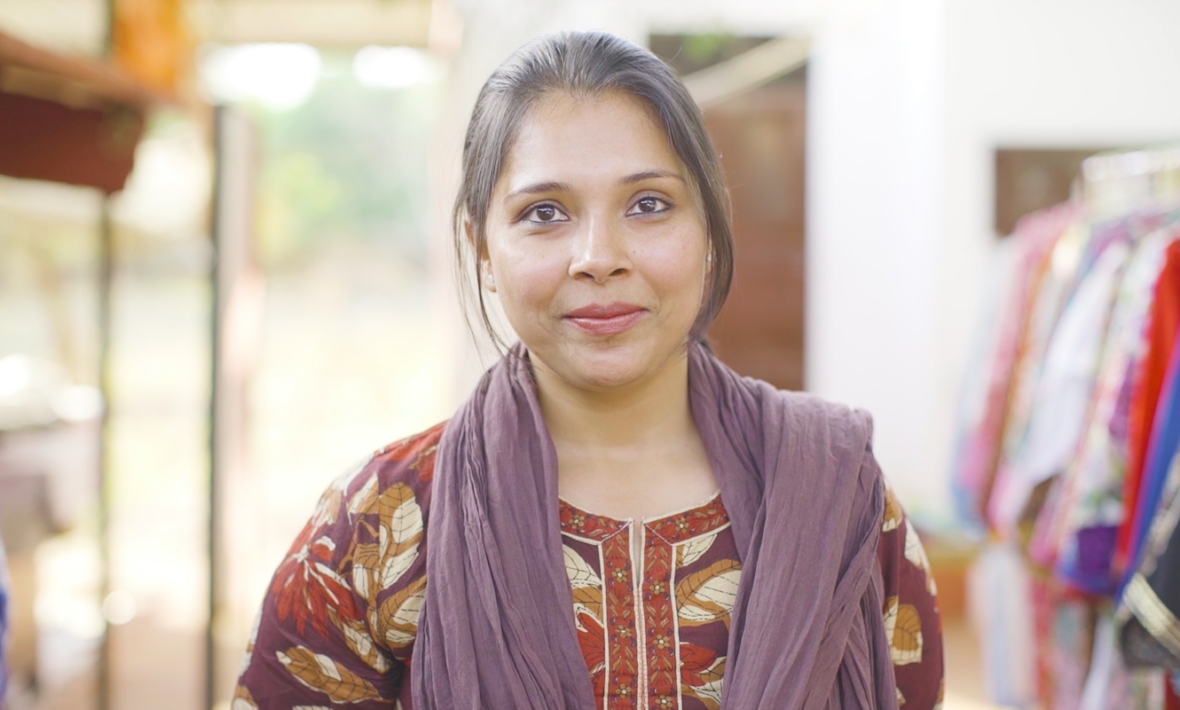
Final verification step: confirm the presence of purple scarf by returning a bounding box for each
[412,342,897,710]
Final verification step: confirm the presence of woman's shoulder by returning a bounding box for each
[292,421,447,586]
[777,389,873,430]
[367,420,447,492]
[298,422,448,635]
[235,423,450,702]
[325,421,447,517]
[769,389,877,469]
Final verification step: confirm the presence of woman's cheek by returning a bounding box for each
[635,237,706,306]
[495,248,567,325]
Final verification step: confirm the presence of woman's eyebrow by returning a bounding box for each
[621,169,685,185]
[504,170,684,201]
[505,180,571,201]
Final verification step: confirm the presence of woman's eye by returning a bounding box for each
[524,204,566,223]
[630,197,669,215]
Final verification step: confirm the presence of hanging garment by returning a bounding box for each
[1118,334,1180,678]
[989,221,1090,531]
[1118,419,1180,670]
[957,204,1076,526]
[989,232,1131,542]
[1118,240,1180,573]
[1050,595,1094,710]
[951,237,1022,525]
[969,542,1039,707]
[1125,329,1180,583]
[1056,226,1180,595]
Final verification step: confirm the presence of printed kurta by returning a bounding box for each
[234,423,944,710]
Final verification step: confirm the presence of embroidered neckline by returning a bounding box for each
[558,492,729,544]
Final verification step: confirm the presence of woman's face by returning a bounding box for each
[482,90,709,391]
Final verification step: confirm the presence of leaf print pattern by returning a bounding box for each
[381,547,419,591]
[377,575,426,650]
[378,483,423,590]
[239,612,260,676]
[574,605,606,678]
[681,642,726,710]
[571,586,603,626]
[563,544,603,589]
[676,559,742,627]
[883,595,924,666]
[883,483,903,532]
[272,532,360,640]
[904,523,938,596]
[333,611,391,673]
[232,686,259,710]
[686,678,724,710]
[677,532,718,568]
[348,475,379,519]
[309,456,373,532]
[276,646,384,703]
[349,542,382,606]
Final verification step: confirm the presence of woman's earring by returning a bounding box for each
[482,264,496,292]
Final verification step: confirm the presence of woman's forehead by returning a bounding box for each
[497,91,686,192]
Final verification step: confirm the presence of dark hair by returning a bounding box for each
[454,30,734,348]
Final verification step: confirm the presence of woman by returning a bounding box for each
[235,31,943,710]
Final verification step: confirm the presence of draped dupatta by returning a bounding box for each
[412,342,897,710]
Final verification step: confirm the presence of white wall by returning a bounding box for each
[807,0,947,520]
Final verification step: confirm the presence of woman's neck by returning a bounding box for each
[531,346,717,521]
[531,349,694,456]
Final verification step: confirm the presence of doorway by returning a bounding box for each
[651,35,808,391]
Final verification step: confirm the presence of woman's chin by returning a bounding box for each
[548,340,679,392]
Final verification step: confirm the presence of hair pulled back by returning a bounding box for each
[454,30,734,346]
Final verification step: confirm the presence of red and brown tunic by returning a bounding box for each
[234,423,944,710]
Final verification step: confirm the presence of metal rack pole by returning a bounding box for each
[98,2,115,705]
[206,104,226,710]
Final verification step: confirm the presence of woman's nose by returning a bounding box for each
[568,215,632,283]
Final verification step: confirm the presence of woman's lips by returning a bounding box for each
[564,303,647,336]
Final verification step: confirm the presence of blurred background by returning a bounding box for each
[1,0,1179,709]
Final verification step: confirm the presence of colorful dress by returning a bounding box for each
[234,423,945,710]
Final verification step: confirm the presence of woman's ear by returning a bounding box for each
[482,258,497,292]
[463,216,477,249]
[465,218,496,292]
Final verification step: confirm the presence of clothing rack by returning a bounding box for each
[954,144,1180,709]
[1081,145,1180,220]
